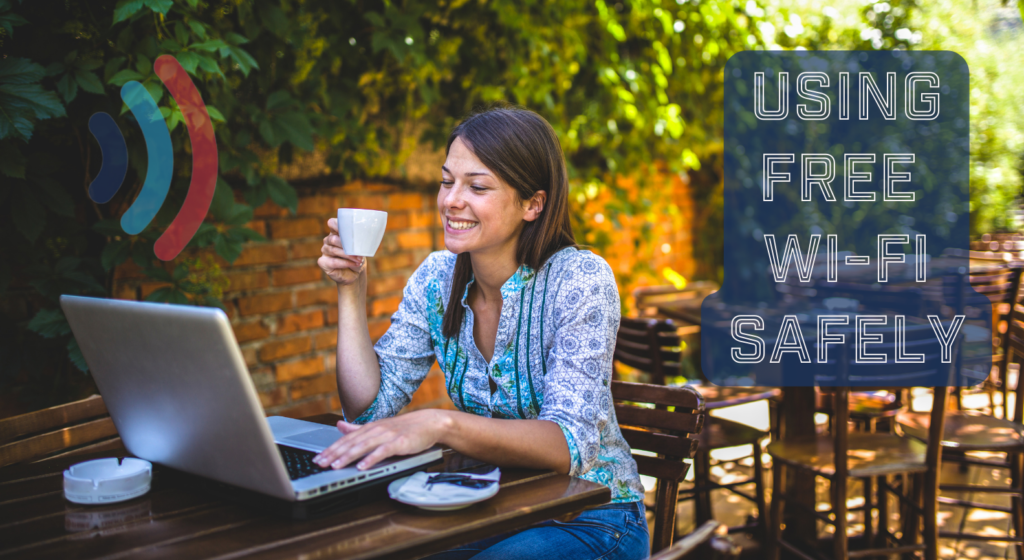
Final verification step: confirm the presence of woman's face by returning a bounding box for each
[438,137,544,258]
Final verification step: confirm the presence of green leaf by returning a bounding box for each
[214,234,244,263]
[226,46,259,76]
[74,69,105,95]
[0,57,45,84]
[187,21,207,39]
[225,32,249,45]
[176,51,201,74]
[205,105,225,122]
[142,80,163,105]
[195,54,224,78]
[145,266,173,282]
[145,287,190,305]
[28,308,71,338]
[31,175,75,217]
[67,338,89,373]
[56,73,77,103]
[190,39,229,52]
[265,175,298,214]
[191,222,218,247]
[274,112,315,151]
[225,226,265,242]
[256,2,288,37]
[266,90,293,111]
[144,0,173,16]
[135,54,152,76]
[159,38,182,52]
[0,11,29,39]
[258,119,276,146]
[107,68,144,86]
[100,239,131,271]
[225,205,255,227]
[113,0,147,24]
[172,263,188,281]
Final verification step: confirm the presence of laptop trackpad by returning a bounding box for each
[278,428,342,452]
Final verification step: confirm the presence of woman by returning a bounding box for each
[315,105,649,560]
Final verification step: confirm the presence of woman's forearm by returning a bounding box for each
[436,410,571,474]
[334,281,382,419]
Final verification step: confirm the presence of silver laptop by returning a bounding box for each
[60,295,441,502]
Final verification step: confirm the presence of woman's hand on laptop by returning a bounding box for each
[313,409,451,470]
[318,218,365,286]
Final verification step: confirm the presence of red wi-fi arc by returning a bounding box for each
[152,55,218,261]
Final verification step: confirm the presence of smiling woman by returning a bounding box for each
[316,105,649,560]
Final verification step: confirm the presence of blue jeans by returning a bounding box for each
[421,501,650,560]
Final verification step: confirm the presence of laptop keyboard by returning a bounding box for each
[278,445,331,480]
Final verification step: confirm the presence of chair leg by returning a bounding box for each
[694,448,713,526]
[923,470,939,560]
[753,440,767,541]
[876,474,889,548]
[902,472,923,560]
[768,462,785,560]
[862,476,874,548]
[1012,451,1024,560]
[833,475,849,560]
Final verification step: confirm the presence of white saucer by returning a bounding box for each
[387,474,500,511]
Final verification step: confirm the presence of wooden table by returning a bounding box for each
[0,413,610,560]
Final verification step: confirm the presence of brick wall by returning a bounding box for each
[111,172,697,419]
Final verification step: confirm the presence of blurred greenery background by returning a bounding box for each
[1,0,1022,412]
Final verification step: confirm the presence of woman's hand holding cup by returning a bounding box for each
[319,217,365,286]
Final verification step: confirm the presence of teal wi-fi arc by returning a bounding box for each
[88,55,217,261]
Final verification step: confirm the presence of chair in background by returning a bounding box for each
[0,394,120,468]
[897,305,1024,558]
[634,281,719,321]
[648,520,742,560]
[611,380,705,553]
[615,317,775,538]
[767,322,955,560]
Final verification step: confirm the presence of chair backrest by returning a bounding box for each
[616,317,685,385]
[1002,303,1024,424]
[611,380,705,553]
[0,394,120,468]
[634,282,719,314]
[647,520,741,560]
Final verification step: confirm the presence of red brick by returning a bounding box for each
[388,193,424,211]
[366,274,407,297]
[410,210,439,228]
[385,213,410,231]
[326,306,338,325]
[343,194,385,210]
[139,282,173,298]
[397,231,432,249]
[278,310,325,335]
[275,356,325,382]
[233,321,270,343]
[226,271,270,292]
[113,261,147,281]
[370,295,402,317]
[244,220,267,237]
[259,387,286,408]
[296,286,338,307]
[113,284,138,301]
[242,346,259,367]
[329,395,341,411]
[374,253,416,273]
[297,195,338,216]
[269,218,323,240]
[290,373,337,400]
[237,292,293,316]
[368,319,391,341]
[273,266,324,286]
[278,398,330,419]
[234,244,289,266]
[253,200,289,218]
[291,241,324,259]
[314,329,338,349]
[259,336,312,362]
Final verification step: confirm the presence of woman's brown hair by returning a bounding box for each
[441,104,577,339]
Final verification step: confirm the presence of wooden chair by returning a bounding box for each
[0,394,120,468]
[767,323,956,560]
[634,282,719,322]
[648,520,741,560]
[611,380,705,553]
[896,302,1024,558]
[615,317,776,538]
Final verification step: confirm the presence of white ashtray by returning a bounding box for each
[64,458,152,505]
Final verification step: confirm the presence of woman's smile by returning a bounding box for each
[445,216,479,232]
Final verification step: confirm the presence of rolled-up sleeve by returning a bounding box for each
[537,254,621,477]
[346,254,440,424]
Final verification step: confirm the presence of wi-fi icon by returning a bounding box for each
[88,55,218,262]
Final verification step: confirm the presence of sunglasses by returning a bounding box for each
[425,473,498,490]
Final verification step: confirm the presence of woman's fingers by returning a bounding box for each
[327,217,339,234]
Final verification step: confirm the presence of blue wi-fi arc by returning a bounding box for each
[87,81,173,234]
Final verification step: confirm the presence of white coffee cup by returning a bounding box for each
[337,208,388,257]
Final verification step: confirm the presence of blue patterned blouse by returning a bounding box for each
[350,246,645,503]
